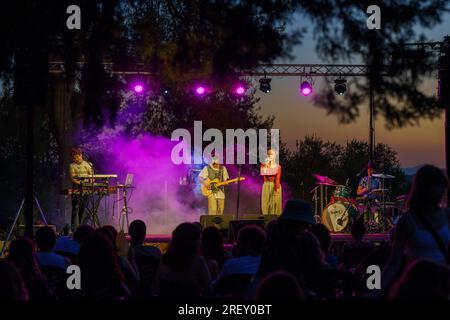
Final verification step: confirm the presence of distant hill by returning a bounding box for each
[402,165,446,183]
[402,165,422,177]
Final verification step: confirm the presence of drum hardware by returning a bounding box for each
[312,174,338,220]
[314,172,401,233]
[118,173,134,233]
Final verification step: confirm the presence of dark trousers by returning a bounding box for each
[71,195,87,228]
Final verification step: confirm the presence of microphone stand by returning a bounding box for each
[235,164,242,220]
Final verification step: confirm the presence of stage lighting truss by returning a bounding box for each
[48,62,374,96]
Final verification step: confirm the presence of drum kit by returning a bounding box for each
[312,173,403,233]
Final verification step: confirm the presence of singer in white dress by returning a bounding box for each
[260,149,282,215]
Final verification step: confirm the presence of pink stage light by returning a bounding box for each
[195,86,206,95]
[300,81,312,96]
[133,83,144,94]
[235,85,246,95]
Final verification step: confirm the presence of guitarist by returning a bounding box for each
[199,156,229,215]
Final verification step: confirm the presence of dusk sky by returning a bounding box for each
[256,12,450,169]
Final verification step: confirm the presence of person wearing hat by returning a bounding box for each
[198,156,229,215]
[279,199,316,233]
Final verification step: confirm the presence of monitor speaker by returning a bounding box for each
[199,214,235,238]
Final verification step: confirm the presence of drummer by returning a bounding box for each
[356,162,381,199]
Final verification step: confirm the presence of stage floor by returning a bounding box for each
[142,232,388,243]
[142,233,389,254]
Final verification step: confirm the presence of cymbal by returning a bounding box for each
[313,174,337,186]
[372,173,395,179]
[370,188,389,193]
[316,182,338,187]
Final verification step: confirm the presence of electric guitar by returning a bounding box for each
[201,177,246,197]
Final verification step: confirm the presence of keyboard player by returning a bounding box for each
[69,147,94,230]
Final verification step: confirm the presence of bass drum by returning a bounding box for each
[321,202,357,233]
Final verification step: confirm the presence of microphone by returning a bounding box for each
[86,161,95,174]
[83,152,95,173]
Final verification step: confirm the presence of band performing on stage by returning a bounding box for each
[64,147,403,234]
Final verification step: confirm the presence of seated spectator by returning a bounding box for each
[73,225,95,246]
[154,223,213,299]
[96,225,118,246]
[388,259,450,300]
[54,225,95,266]
[258,199,316,282]
[251,199,318,298]
[97,225,140,294]
[296,231,330,294]
[309,223,338,269]
[353,226,397,280]
[0,259,29,300]
[201,226,231,277]
[201,226,230,270]
[35,226,70,270]
[256,270,306,300]
[338,218,374,271]
[77,232,130,299]
[219,225,266,278]
[129,220,161,259]
[55,235,79,265]
[193,221,203,233]
[8,238,53,300]
[382,165,450,289]
[341,217,374,252]
[128,220,161,297]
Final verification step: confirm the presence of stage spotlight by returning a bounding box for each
[162,88,170,97]
[195,85,207,96]
[132,83,145,94]
[259,78,271,93]
[334,79,347,95]
[234,85,246,96]
[300,81,312,96]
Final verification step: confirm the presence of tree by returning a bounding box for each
[298,0,449,128]
[1,1,447,230]
[284,135,343,199]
